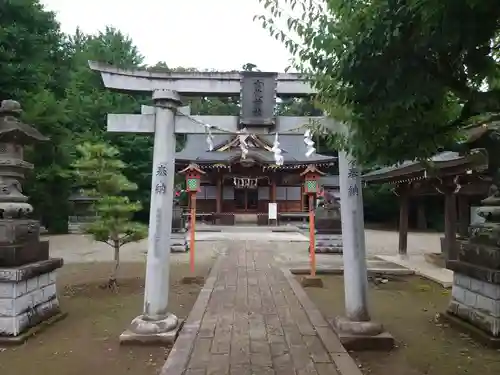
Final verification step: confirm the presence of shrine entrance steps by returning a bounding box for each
[234,213,258,225]
[161,242,362,375]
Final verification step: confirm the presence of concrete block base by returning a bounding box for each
[300,276,324,288]
[0,311,67,346]
[448,272,500,337]
[439,312,500,349]
[0,259,63,337]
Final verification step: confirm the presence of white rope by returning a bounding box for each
[205,124,214,151]
[271,132,284,166]
[238,129,249,159]
[176,111,316,162]
[304,129,316,157]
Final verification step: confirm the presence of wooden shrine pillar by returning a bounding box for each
[216,174,222,214]
[398,185,409,256]
[271,177,276,203]
[457,195,470,238]
[444,189,458,260]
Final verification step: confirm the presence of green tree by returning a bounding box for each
[256,0,500,165]
[64,27,152,220]
[0,0,70,100]
[0,0,74,231]
[72,142,147,288]
[22,90,74,231]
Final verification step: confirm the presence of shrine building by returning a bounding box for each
[175,133,339,224]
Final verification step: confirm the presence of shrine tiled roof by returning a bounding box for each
[362,151,487,183]
[175,134,337,165]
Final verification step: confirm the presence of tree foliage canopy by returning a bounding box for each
[257,0,500,165]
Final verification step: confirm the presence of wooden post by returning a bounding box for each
[271,177,276,202]
[309,194,316,277]
[189,192,196,274]
[444,190,457,260]
[398,188,409,256]
[271,177,277,225]
[216,174,222,214]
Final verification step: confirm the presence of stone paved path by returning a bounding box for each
[162,242,360,375]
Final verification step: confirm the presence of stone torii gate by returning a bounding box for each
[89,61,387,347]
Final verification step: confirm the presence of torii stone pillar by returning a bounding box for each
[120,90,181,344]
[333,150,394,350]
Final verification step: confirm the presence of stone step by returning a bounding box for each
[170,232,188,253]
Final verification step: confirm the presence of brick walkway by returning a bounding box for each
[162,242,361,375]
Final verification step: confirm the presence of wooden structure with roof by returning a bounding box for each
[175,133,339,220]
[362,151,489,256]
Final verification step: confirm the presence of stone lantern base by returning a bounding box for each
[0,258,64,343]
[315,233,343,253]
[446,255,500,346]
[170,230,188,252]
[314,203,343,254]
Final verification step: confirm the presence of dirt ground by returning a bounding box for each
[301,275,500,375]
[0,260,215,375]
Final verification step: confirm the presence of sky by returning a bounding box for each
[40,0,293,72]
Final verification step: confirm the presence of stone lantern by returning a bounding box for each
[0,100,64,342]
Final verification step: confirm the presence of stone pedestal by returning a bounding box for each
[0,259,63,338]
[315,233,343,253]
[170,230,188,252]
[314,196,343,254]
[170,205,188,252]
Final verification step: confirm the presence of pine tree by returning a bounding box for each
[72,142,147,288]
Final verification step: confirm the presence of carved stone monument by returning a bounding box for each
[315,191,343,253]
[0,100,64,342]
[170,200,188,252]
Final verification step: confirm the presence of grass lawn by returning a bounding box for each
[0,260,215,375]
[300,274,500,375]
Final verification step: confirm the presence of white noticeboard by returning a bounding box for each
[268,203,278,220]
